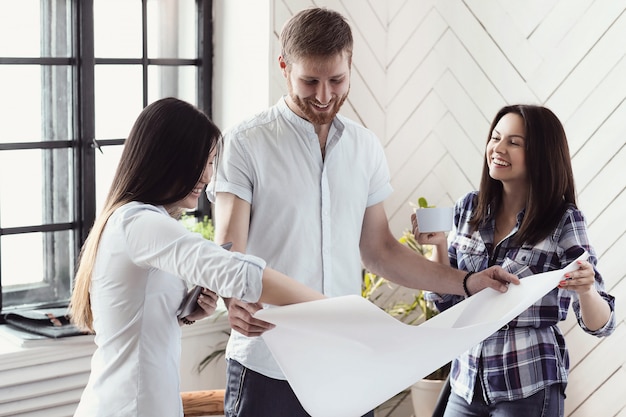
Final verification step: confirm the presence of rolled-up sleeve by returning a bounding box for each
[117,203,265,303]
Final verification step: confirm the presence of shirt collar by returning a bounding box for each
[276,96,345,140]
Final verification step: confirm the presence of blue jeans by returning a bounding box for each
[225,359,375,417]
[443,382,564,417]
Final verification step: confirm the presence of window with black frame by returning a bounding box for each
[0,0,212,314]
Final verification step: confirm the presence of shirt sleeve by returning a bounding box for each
[116,204,265,303]
[559,208,616,337]
[207,130,254,204]
[365,131,393,207]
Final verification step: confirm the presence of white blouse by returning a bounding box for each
[74,202,265,417]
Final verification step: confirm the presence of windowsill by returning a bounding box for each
[0,307,229,371]
[0,310,230,414]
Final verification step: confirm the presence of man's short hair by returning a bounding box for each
[280,7,353,65]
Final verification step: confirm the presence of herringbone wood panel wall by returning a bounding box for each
[271,1,626,415]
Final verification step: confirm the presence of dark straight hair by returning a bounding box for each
[470,104,577,245]
[71,97,221,331]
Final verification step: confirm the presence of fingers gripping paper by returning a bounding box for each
[255,255,586,417]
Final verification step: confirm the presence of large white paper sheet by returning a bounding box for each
[256,254,586,417]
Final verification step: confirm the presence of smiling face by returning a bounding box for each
[486,112,528,187]
[281,52,350,127]
[173,149,216,211]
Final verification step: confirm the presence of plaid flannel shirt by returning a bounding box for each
[425,191,616,405]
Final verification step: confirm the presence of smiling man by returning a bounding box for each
[207,7,519,417]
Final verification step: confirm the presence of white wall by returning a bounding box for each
[212,0,271,132]
[213,1,626,416]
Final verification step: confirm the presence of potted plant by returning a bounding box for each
[362,198,451,417]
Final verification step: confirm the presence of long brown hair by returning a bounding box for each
[70,98,221,331]
[469,104,577,245]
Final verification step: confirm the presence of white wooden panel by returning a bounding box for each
[562,56,626,156]
[433,70,490,155]
[566,324,626,413]
[578,145,626,221]
[386,91,447,176]
[387,0,436,61]
[528,0,626,101]
[527,0,591,59]
[572,102,626,191]
[387,134,447,234]
[496,0,560,38]
[433,30,505,124]
[387,133,447,217]
[348,69,385,138]
[586,189,626,257]
[432,110,483,190]
[387,7,447,102]
[3,373,87,403]
[386,48,446,139]
[522,0,593,58]
[366,0,386,26]
[619,403,626,417]
[434,1,537,103]
[569,364,626,417]
[1,387,84,417]
[340,0,387,71]
[545,11,626,122]
[347,21,387,105]
[387,0,407,24]
[590,234,626,294]
[465,0,542,78]
[281,0,312,14]
[432,154,473,205]
[564,320,599,370]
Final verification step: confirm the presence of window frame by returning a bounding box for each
[0,0,213,313]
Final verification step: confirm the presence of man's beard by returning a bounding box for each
[288,84,349,125]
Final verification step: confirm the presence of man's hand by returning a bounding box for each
[467,266,520,295]
[227,298,275,337]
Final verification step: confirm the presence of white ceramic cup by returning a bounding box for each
[415,207,453,233]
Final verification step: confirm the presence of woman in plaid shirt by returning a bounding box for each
[412,104,615,417]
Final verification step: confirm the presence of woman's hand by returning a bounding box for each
[559,259,612,331]
[411,212,447,247]
[558,260,596,295]
[184,288,219,321]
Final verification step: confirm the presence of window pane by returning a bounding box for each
[94,0,142,58]
[2,233,44,286]
[95,65,143,139]
[0,66,42,142]
[0,148,73,228]
[1,230,73,308]
[0,0,71,58]
[96,144,124,215]
[0,0,41,57]
[0,65,73,143]
[147,0,197,59]
[148,65,197,105]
